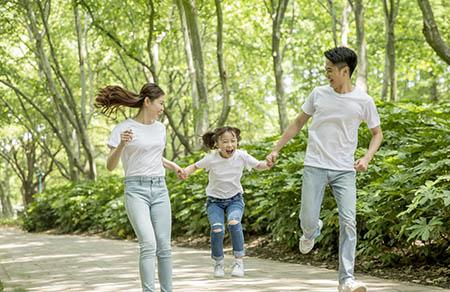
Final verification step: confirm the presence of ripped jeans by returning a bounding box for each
[300,166,357,284]
[206,193,245,260]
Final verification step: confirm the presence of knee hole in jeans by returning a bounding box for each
[228,219,239,225]
[212,222,223,233]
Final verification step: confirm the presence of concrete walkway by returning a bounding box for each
[0,227,447,292]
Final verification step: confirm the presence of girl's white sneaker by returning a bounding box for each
[213,261,225,277]
[231,261,244,277]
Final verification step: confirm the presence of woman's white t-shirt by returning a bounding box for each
[195,149,260,199]
[107,119,166,177]
[301,85,381,171]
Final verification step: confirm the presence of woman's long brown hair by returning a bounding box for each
[95,83,165,117]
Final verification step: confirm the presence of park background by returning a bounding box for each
[0,0,448,289]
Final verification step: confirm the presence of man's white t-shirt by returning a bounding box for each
[107,119,166,177]
[301,85,380,171]
[195,149,260,199]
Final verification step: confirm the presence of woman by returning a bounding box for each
[96,83,184,292]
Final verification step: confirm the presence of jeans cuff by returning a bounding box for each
[233,250,245,258]
[212,255,224,261]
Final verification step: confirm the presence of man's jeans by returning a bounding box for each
[300,166,357,284]
[206,193,245,260]
[125,176,172,292]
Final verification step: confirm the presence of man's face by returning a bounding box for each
[325,59,348,89]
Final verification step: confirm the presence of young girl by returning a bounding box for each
[183,126,271,278]
[96,83,184,292]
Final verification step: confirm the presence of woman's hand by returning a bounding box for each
[119,129,133,146]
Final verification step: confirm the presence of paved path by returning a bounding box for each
[0,227,448,292]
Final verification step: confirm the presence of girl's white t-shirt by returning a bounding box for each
[301,85,381,171]
[107,119,166,177]
[195,149,260,199]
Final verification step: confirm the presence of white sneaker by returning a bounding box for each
[231,260,244,277]
[338,279,367,292]
[213,261,224,278]
[299,220,323,254]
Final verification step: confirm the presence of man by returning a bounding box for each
[266,47,383,292]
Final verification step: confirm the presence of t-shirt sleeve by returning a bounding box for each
[301,89,316,115]
[107,124,122,148]
[241,150,260,171]
[195,153,212,171]
[363,99,381,129]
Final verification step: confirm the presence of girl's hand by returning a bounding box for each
[266,151,278,167]
[120,129,133,145]
[174,165,187,180]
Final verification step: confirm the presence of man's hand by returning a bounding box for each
[266,151,279,168]
[354,157,370,172]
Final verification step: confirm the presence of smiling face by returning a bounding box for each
[146,95,165,119]
[217,130,238,158]
[325,59,349,91]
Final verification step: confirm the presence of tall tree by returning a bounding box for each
[417,0,450,64]
[271,0,290,133]
[176,0,209,147]
[348,0,368,92]
[341,2,352,46]
[215,0,231,127]
[2,0,97,181]
[381,0,399,101]
[327,0,338,47]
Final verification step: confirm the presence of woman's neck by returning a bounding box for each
[134,110,157,125]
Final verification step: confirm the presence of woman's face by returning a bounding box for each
[216,131,238,158]
[147,95,165,118]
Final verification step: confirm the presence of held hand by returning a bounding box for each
[266,151,278,168]
[175,165,187,180]
[120,129,133,145]
[354,157,370,172]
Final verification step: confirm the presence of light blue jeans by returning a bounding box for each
[124,176,172,292]
[206,193,245,260]
[300,166,357,284]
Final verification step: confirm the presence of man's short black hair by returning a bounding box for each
[324,47,357,77]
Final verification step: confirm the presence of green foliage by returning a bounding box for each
[21,176,134,239]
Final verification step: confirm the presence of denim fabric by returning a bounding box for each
[124,176,172,292]
[300,166,357,284]
[206,193,245,260]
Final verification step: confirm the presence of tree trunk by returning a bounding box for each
[176,0,209,147]
[341,2,352,46]
[327,0,338,47]
[272,0,290,133]
[215,0,231,127]
[382,0,399,102]
[417,0,450,64]
[0,173,13,218]
[350,0,368,92]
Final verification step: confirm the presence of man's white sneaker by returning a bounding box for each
[338,279,367,292]
[299,220,323,254]
[213,261,224,278]
[230,260,245,277]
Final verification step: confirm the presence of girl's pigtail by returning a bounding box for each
[202,131,216,149]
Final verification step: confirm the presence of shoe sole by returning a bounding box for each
[299,220,323,254]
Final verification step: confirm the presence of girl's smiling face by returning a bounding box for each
[217,131,238,158]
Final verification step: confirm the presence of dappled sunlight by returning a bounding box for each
[1,228,447,292]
